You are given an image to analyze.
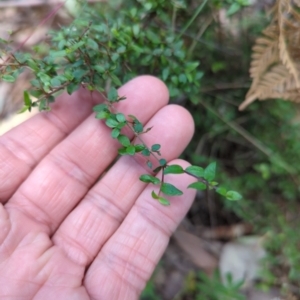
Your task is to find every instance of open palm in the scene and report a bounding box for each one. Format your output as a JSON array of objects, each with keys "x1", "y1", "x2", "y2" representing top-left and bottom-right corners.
[{"x1": 0, "y1": 76, "x2": 196, "y2": 299}]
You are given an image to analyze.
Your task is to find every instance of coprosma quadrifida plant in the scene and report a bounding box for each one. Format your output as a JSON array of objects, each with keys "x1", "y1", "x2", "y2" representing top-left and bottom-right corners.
[{"x1": 0, "y1": 0, "x2": 242, "y2": 206}]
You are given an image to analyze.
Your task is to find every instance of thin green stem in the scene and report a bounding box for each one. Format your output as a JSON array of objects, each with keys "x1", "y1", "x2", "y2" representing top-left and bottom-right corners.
[
  {"x1": 187, "y1": 15, "x2": 212, "y2": 57},
  {"x1": 158, "y1": 167, "x2": 166, "y2": 196},
  {"x1": 177, "y1": 0, "x2": 208, "y2": 40},
  {"x1": 126, "y1": 122, "x2": 162, "y2": 165},
  {"x1": 35, "y1": 83, "x2": 70, "y2": 103},
  {"x1": 184, "y1": 170, "x2": 216, "y2": 189},
  {"x1": 104, "y1": 96, "x2": 163, "y2": 167}
]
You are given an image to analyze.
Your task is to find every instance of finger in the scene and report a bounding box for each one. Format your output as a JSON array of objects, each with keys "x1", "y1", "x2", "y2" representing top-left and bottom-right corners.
[
  {"x1": 0, "y1": 87, "x2": 102, "y2": 202},
  {"x1": 52, "y1": 104, "x2": 194, "y2": 267},
  {"x1": 5, "y1": 76, "x2": 169, "y2": 234},
  {"x1": 85, "y1": 159, "x2": 196, "y2": 300}
]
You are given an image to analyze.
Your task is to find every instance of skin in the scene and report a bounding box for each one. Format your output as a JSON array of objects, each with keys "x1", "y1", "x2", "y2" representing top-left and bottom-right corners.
[{"x1": 0, "y1": 76, "x2": 196, "y2": 300}]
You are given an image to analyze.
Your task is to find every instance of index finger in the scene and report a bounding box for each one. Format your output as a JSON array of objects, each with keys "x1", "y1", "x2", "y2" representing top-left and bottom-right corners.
[{"x1": 0, "y1": 88, "x2": 102, "y2": 202}]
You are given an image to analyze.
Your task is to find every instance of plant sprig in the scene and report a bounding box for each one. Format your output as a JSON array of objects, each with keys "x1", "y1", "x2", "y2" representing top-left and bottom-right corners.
[
  {"x1": 93, "y1": 86, "x2": 242, "y2": 206},
  {"x1": 0, "y1": 1, "x2": 242, "y2": 206}
]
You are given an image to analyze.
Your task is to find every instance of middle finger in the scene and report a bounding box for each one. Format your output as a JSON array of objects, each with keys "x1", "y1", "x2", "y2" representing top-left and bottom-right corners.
[
  {"x1": 52, "y1": 104, "x2": 194, "y2": 266},
  {"x1": 5, "y1": 76, "x2": 168, "y2": 235}
]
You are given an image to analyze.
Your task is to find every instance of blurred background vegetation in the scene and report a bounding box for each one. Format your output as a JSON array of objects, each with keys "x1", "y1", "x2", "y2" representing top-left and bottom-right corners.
[{"x1": 1, "y1": 0, "x2": 300, "y2": 299}]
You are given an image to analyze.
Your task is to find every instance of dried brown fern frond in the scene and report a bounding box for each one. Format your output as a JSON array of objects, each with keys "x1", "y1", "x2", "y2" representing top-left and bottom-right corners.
[
  {"x1": 247, "y1": 24, "x2": 280, "y2": 96},
  {"x1": 240, "y1": 64, "x2": 300, "y2": 110},
  {"x1": 239, "y1": 0, "x2": 300, "y2": 110},
  {"x1": 278, "y1": 0, "x2": 300, "y2": 88}
]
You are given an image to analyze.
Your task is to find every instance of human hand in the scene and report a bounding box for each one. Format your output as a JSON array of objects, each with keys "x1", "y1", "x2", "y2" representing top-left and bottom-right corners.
[{"x1": 0, "y1": 76, "x2": 196, "y2": 299}]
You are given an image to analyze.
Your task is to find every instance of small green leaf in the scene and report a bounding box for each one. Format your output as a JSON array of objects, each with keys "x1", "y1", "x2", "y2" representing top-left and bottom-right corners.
[
  {"x1": 130, "y1": 7, "x2": 137, "y2": 17},
  {"x1": 147, "y1": 161, "x2": 153, "y2": 169},
  {"x1": 72, "y1": 69, "x2": 87, "y2": 80},
  {"x1": 158, "y1": 197, "x2": 170, "y2": 206},
  {"x1": 151, "y1": 190, "x2": 159, "y2": 199},
  {"x1": 151, "y1": 144, "x2": 161, "y2": 151},
  {"x1": 126, "y1": 145, "x2": 136, "y2": 155},
  {"x1": 179, "y1": 74, "x2": 187, "y2": 83},
  {"x1": 141, "y1": 149, "x2": 151, "y2": 156},
  {"x1": 128, "y1": 115, "x2": 137, "y2": 120},
  {"x1": 0, "y1": 37, "x2": 8, "y2": 44},
  {"x1": 57, "y1": 39, "x2": 66, "y2": 49},
  {"x1": 93, "y1": 24, "x2": 107, "y2": 33},
  {"x1": 160, "y1": 183, "x2": 183, "y2": 196},
  {"x1": 171, "y1": 75, "x2": 178, "y2": 85},
  {"x1": 93, "y1": 104, "x2": 108, "y2": 112},
  {"x1": 96, "y1": 111, "x2": 110, "y2": 120},
  {"x1": 135, "y1": 144, "x2": 145, "y2": 152},
  {"x1": 132, "y1": 24, "x2": 140, "y2": 37},
  {"x1": 164, "y1": 165, "x2": 184, "y2": 175},
  {"x1": 116, "y1": 122, "x2": 127, "y2": 130},
  {"x1": 117, "y1": 45, "x2": 126, "y2": 53},
  {"x1": 73, "y1": 61, "x2": 84, "y2": 69},
  {"x1": 118, "y1": 135, "x2": 131, "y2": 147},
  {"x1": 111, "y1": 128, "x2": 120, "y2": 139},
  {"x1": 133, "y1": 122, "x2": 143, "y2": 133},
  {"x1": 118, "y1": 147, "x2": 127, "y2": 155},
  {"x1": 50, "y1": 77, "x2": 61, "y2": 87},
  {"x1": 111, "y1": 53, "x2": 119, "y2": 62},
  {"x1": 226, "y1": 191, "x2": 242, "y2": 201},
  {"x1": 64, "y1": 70, "x2": 74, "y2": 81},
  {"x1": 68, "y1": 40, "x2": 85, "y2": 51},
  {"x1": 38, "y1": 99, "x2": 49, "y2": 111},
  {"x1": 153, "y1": 166, "x2": 162, "y2": 173},
  {"x1": 159, "y1": 159, "x2": 167, "y2": 166},
  {"x1": 140, "y1": 174, "x2": 161, "y2": 185},
  {"x1": 188, "y1": 182, "x2": 207, "y2": 191},
  {"x1": 67, "y1": 83, "x2": 80, "y2": 94},
  {"x1": 107, "y1": 87, "x2": 118, "y2": 102},
  {"x1": 162, "y1": 68, "x2": 169, "y2": 80},
  {"x1": 185, "y1": 166, "x2": 204, "y2": 178},
  {"x1": 185, "y1": 62, "x2": 199, "y2": 72},
  {"x1": 146, "y1": 30, "x2": 160, "y2": 44},
  {"x1": 105, "y1": 117, "x2": 119, "y2": 128},
  {"x1": 116, "y1": 113, "x2": 126, "y2": 123},
  {"x1": 47, "y1": 95, "x2": 55, "y2": 103},
  {"x1": 17, "y1": 106, "x2": 29, "y2": 114},
  {"x1": 216, "y1": 187, "x2": 227, "y2": 196},
  {"x1": 93, "y1": 65, "x2": 106, "y2": 73},
  {"x1": 204, "y1": 162, "x2": 216, "y2": 182},
  {"x1": 23, "y1": 91, "x2": 32, "y2": 107},
  {"x1": 87, "y1": 38, "x2": 99, "y2": 50},
  {"x1": 2, "y1": 74, "x2": 15, "y2": 83},
  {"x1": 227, "y1": 3, "x2": 241, "y2": 16},
  {"x1": 30, "y1": 79, "x2": 41, "y2": 88},
  {"x1": 110, "y1": 74, "x2": 122, "y2": 87},
  {"x1": 27, "y1": 59, "x2": 39, "y2": 71},
  {"x1": 50, "y1": 50, "x2": 67, "y2": 57},
  {"x1": 30, "y1": 90, "x2": 43, "y2": 98},
  {"x1": 151, "y1": 191, "x2": 170, "y2": 205}
]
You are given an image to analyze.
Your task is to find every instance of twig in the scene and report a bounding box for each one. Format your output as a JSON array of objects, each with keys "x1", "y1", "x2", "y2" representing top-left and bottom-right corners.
[
  {"x1": 188, "y1": 15, "x2": 213, "y2": 57},
  {"x1": 201, "y1": 83, "x2": 250, "y2": 93},
  {"x1": 177, "y1": 0, "x2": 209, "y2": 40}
]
